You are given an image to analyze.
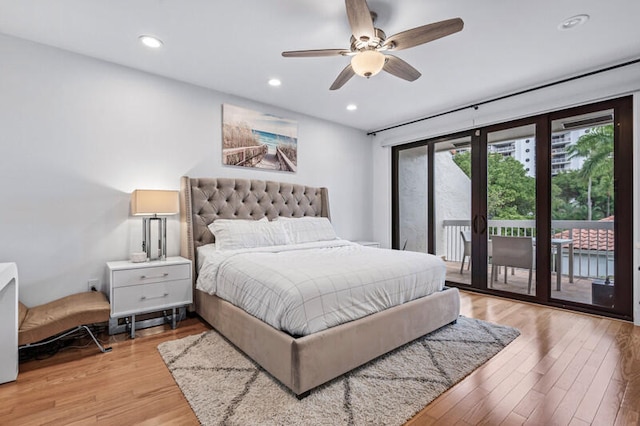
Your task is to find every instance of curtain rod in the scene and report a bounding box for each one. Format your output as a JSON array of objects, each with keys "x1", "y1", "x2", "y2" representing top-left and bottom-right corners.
[{"x1": 367, "y1": 57, "x2": 640, "y2": 136}]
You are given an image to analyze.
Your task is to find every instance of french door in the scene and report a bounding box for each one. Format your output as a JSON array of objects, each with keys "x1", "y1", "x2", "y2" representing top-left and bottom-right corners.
[{"x1": 392, "y1": 96, "x2": 633, "y2": 320}]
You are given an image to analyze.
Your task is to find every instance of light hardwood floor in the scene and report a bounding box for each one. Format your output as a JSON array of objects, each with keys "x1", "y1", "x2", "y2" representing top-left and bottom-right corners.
[{"x1": 1, "y1": 291, "x2": 638, "y2": 425}]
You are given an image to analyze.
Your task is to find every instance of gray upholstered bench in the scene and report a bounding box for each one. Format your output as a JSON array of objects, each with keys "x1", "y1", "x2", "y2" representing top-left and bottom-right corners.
[{"x1": 18, "y1": 291, "x2": 112, "y2": 353}]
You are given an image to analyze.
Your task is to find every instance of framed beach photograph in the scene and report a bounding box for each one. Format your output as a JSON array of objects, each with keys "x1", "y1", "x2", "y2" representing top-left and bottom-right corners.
[{"x1": 222, "y1": 104, "x2": 298, "y2": 173}]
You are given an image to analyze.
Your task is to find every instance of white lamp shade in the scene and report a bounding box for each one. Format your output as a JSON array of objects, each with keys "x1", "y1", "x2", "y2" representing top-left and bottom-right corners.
[
  {"x1": 351, "y1": 50, "x2": 386, "y2": 78},
  {"x1": 131, "y1": 190, "x2": 179, "y2": 216}
]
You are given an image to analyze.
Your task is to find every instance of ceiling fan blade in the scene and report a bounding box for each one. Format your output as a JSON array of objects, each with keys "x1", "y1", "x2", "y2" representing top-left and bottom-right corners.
[
  {"x1": 383, "y1": 18, "x2": 464, "y2": 51},
  {"x1": 345, "y1": 0, "x2": 375, "y2": 42},
  {"x1": 382, "y1": 55, "x2": 421, "y2": 82},
  {"x1": 329, "y1": 64, "x2": 355, "y2": 90},
  {"x1": 282, "y1": 49, "x2": 350, "y2": 58}
]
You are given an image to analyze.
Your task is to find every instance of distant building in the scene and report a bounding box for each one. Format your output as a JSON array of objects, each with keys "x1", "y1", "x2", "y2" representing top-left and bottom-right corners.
[{"x1": 485, "y1": 129, "x2": 589, "y2": 177}]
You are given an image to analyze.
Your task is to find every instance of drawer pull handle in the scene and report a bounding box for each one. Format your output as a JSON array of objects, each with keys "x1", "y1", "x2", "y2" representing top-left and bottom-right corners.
[
  {"x1": 140, "y1": 273, "x2": 169, "y2": 280},
  {"x1": 140, "y1": 293, "x2": 169, "y2": 301}
]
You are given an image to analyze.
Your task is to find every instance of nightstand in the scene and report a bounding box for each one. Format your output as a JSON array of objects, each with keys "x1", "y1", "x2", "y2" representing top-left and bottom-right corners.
[{"x1": 107, "y1": 256, "x2": 192, "y2": 338}]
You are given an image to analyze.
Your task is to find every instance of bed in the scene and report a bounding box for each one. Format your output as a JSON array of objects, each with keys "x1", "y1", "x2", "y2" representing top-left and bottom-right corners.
[{"x1": 179, "y1": 176, "x2": 460, "y2": 398}]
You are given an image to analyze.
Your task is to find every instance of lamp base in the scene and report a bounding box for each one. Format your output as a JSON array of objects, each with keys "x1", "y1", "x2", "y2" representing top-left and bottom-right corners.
[{"x1": 142, "y1": 216, "x2": 167, "y2": 261}]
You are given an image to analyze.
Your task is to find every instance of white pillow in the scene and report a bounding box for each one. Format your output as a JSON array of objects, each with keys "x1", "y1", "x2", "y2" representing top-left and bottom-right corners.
[
  {"x1": 277, "y1": 216, "x2": 338, "y2": 244},
  {"x1": 208, "y1": 218, "x2": 289, "y2": 250}
]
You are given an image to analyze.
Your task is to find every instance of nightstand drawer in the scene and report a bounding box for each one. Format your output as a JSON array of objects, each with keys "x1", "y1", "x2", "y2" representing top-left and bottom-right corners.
[
  {"x1": 111, "y1": 263, "x2": 190, "y2": 288},
  {"x1": 111, "y1": 279, "x2": 192, "y2": 316}
]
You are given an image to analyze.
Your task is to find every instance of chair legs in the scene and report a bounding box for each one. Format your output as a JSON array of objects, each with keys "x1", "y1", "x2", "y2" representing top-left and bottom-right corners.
[
  {"x1": 491, "y1": 264, "x2": 534, "y2": 294},
  {"x1": 19, "y1": 325, "x2": 112, "y2": 353},
  {"x1": 460, "y1": 256, "x2": 471, "y2": 274},
  {"x1": 489, "y1": 264, "x2": 494, "y2": 288}
]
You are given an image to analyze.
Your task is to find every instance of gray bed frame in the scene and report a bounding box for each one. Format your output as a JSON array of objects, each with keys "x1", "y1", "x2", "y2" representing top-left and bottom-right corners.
[{"x1": 179, "y1": 176, "x2": 460, "y2": 397}]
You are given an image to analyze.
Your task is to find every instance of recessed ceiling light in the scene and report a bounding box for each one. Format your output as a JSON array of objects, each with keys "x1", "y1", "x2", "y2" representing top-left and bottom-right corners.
[
  {"x1": 139, "y1": 35, "x2": 163, "y2": 48},
  {"x1": 268, "y1": 78, "x2": 282, "y2": 87},
  {"x1": 558, "y1": 14, "x2": 589, "y2": 31},
  {"x1": 346, "y1": 104, "x2": 357, "y2": 111}
]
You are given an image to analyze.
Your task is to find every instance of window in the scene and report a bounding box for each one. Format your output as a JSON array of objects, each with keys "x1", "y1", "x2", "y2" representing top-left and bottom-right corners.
[{"x1": 392, "y1": 95, "x2": 633, "y2": 321}]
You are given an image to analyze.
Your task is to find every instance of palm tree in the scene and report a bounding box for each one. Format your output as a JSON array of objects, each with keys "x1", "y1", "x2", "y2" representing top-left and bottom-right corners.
[{"x1": 566, "y1": 124, "x2": 614, "y2": 220}]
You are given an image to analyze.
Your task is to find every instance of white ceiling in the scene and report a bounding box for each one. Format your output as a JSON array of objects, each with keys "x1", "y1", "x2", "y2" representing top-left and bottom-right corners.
[{"x1": 1, "y1": 0, "x2": 639, "y2": 132}]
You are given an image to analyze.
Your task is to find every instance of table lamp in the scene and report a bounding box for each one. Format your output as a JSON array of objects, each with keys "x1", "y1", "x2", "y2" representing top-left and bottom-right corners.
[{"x1": 131, "y1": 189, "x2": 179, "y2": 261}]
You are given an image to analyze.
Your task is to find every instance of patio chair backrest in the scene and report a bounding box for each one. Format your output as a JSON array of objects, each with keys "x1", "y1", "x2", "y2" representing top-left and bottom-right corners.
[{"x1": 491, "y1": 235, "x2": 533, "y2": 270}]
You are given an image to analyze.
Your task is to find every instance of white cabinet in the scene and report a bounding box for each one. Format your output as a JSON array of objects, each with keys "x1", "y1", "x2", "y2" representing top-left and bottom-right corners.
[
  {"x1": 0, "y1": 263, "x2": 18, "y2": 384},
  {"x1": 107, "y1": 257, "x2": 192, "y2": 338}
]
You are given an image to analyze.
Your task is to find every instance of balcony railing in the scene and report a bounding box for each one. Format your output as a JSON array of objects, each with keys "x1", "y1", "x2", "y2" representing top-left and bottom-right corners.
[
  {"x1": 442, "y1": 219, "x2": 614, "y2": 279},
  {"x1": 551, "y1": 134, "x2": 571, "y2": 144}
]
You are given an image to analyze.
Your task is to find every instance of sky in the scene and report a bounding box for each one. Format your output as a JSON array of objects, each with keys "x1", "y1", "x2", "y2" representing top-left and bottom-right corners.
[{"x1": 223, "y1": 104, "x2": 297, "y2": 139}]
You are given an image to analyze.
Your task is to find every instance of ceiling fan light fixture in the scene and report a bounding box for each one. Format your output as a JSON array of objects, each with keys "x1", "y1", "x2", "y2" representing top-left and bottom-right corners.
[{"x1": 351, "y1": 50, "x2": 385, "y2": 78}]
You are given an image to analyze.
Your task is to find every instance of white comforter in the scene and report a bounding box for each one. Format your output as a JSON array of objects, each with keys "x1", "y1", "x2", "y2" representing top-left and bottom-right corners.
[{"x1": 196, "y1": 240, "x2": 446, "y2": 336}]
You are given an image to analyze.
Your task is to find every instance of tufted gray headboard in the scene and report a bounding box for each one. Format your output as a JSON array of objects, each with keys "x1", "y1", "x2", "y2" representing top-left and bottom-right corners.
[{"x1": 179, "y1": 176, "x2": 330, "y2": 283}]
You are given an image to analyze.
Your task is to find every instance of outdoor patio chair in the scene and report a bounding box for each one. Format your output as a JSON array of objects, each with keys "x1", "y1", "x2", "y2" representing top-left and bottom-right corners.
[
  {"x1": 460, "y1": 230, "x2": 493, "y2": 274},
  {"x1": 490, "y1": 235, "x2": 534, "y2": 294},
  {"x1": 460, "y1": 230, "x2": 472, "y2": 274}
]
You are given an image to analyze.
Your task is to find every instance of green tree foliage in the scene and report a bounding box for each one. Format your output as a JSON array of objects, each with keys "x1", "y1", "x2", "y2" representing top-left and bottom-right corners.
[
  {"x1": 452, "y1": 151, "x2": 536, "y2": 220},
  {"x1": 487, "y1": 154, "x2": 536, "y2": 220},
  {"x1": 451, "y1": 124, "x2": 614, "y2": 222},
  {"x1": 561, "y1": 124, "x2": 614, "y2": 220},
  {"x1": 551, "y1": 170, "x2": 588, "y2": 220}
]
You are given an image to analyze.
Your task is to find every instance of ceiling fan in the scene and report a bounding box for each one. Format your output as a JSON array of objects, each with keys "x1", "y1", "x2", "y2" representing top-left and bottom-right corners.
[{"x1": 282, "y1": 0, "x2": 464, "y2": 90}]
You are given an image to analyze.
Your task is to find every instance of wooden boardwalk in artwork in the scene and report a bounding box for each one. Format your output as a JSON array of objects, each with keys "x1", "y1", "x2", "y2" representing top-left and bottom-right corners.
[{"x1": 255, "y1": 152, "x2": 279, "y2": 169}]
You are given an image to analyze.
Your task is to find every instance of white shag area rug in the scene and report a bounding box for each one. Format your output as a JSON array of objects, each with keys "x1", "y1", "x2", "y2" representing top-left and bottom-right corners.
[{"x1": 158, "y1": 316, "x2": 519, "y2": 426}]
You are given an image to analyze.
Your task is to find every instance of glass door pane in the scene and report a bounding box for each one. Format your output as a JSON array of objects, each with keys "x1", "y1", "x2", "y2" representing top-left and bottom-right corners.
[
  {"x1": 486, "y1": 124, "x2": 537, "y2": 296},
  {"x1": 397, "y1": 145, "x2": 428, "y2": 252},
  {"x1": 434, "y1": 136, "x2": 472, "y2": 286},
  {"x1": 550, "y1": 110, "x2": 614, "y2": 307}
]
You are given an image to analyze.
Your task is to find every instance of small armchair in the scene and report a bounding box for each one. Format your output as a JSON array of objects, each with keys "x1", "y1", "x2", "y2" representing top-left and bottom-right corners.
[{"x1": 490, "y1": 235, "x2": 534, "y2": 294}]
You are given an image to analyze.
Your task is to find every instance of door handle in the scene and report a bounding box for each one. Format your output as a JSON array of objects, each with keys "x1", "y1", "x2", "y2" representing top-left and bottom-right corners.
[
  {"x1": 479, "y1": 216, "x2": 487, "y2": 234},
  {"x1": 473, "y1": 215, "x2": 479, "y2": 233}
]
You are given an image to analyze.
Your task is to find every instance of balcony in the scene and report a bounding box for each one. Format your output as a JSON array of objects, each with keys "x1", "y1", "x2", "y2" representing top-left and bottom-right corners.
[{"x1": 441, "y1": 219, "x2": 614, "y2": 305}]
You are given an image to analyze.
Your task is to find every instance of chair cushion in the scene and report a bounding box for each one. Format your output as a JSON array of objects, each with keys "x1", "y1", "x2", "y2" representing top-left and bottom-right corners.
[
  {"x1": 18, "y1": 301, "x2": 28, "y2": 329},
  {"x1": 19, "y1": 291, "x2": 110, "y2": 346}
]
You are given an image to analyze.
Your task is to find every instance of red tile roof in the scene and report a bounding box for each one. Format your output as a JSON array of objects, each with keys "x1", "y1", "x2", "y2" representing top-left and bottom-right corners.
[{"x1": 554, "y1": 216, "x2": 614, "y2": 251}]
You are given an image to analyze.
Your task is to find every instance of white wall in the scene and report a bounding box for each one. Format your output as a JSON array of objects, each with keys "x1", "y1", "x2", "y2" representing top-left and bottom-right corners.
[
  {"x1": 397, "y1": 146, "x2": 428, "y2": 252},
  {"x1": 371, "y1": 64, "x2": 640, "y2": 325},
  {"x1": 0, "y1": 34, "x2": 373, "y2": 306},
  {"x1": 434, "y1": 152, "x2": 472, "y2": 259}
]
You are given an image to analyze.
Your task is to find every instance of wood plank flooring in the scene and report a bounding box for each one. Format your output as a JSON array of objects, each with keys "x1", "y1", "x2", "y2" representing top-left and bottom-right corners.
[
  {"x1": 408, "y1": 292, "x2": 640, "y2": 425},
  {"x1": 1, "y1": 291, "x2": 638, "y2": 425}
]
